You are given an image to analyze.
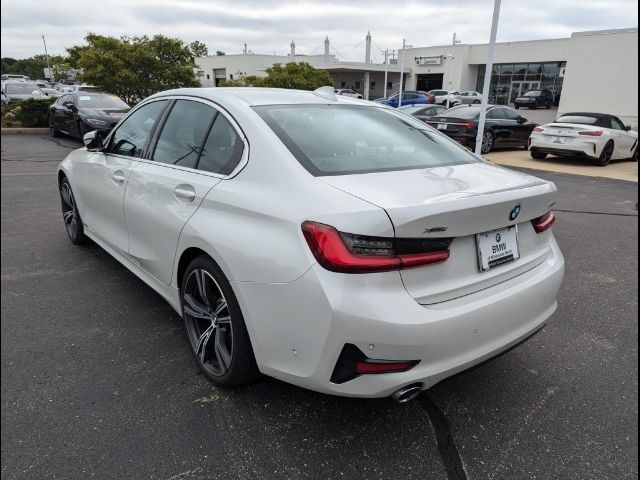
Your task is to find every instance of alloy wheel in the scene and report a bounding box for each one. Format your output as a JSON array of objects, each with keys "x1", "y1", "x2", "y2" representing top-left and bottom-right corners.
[
  {"x1": 60, "y1": 182, "x2": 78, "y2": 239},
  {"x1": 481, "y1": 132, "x2": 494, "y2": 154},
  {"x1": 183, "y1": 269, "x2": 233, "y2": 377}
]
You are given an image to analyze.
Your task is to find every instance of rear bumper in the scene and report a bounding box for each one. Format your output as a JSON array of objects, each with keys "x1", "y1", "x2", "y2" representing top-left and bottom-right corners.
[
  {"x1": 530, "y1": 135, "x2": 602, "y2": 158},
  {"x1": 235, "y1": 236, "x2": 565, "y2": 398}
]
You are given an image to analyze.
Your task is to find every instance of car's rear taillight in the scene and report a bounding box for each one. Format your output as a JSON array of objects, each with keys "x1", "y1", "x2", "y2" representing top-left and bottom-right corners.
[
  {"x1": 463, "y1": 121, "x2": 474, "y2": 129},
  {"x1": 533, "y1": 127, "x2": 545, "y2": 132},
  {"x1": 578, "y1": 130, "x2": 604, "y2": 136},
  {"x1": 532, "y1": 211, "x2": 556, "y2": 233},
  {"x1": 301, "y1": 221, "x2": 452, "y2": 273}
]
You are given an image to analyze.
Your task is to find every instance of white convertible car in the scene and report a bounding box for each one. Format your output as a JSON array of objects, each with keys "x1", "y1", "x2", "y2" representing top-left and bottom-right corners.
[
  {"x1": 57, "y1": 87, "x2": 565, "y2": 402},
  {"x1": 529, "y1": 112, "x2": 638, "y2": 166}
]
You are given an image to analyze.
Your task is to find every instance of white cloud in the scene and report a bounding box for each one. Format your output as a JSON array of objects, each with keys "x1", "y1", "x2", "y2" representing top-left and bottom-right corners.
[{"x1": 0, "y1": 0, "x2": 637, "y2": 59}]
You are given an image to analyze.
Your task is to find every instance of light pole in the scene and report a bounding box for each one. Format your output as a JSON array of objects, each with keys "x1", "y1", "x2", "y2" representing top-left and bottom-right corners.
[
  {"x1": 446, "y1": 33, "x2": 462, "y2": 109},
  {"x1": 398, "y1": 40, "x2": 412, "y2": 107},
  {"x1": 42, "y1": 34, "x2": 52, "y2": 81},
  {"x1": 384, "y1": 49, "x2": 389, "y2": 99},
  {"x1": 475, "y1": 0, "x2": 502, "y2": 155}
]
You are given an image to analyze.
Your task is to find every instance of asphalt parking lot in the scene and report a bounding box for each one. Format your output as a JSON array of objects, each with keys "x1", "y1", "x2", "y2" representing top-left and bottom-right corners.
[{"x1": 1, "y1": 134, "x2": 638, "y2": 480}]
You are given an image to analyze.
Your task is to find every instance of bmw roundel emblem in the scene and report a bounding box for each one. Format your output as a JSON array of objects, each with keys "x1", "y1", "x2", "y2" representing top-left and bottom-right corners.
[
  {"x1": 509, "y1": 204, "x2": 521, "y2": 221},
  {"x1": 496, "y1": 233, "x2": 502, "y2": 242}
]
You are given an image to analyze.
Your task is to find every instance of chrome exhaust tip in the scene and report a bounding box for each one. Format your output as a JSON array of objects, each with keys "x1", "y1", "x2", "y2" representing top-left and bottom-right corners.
[{"x1": 391, "y1": 384, "x2": 423, "y2": 404}]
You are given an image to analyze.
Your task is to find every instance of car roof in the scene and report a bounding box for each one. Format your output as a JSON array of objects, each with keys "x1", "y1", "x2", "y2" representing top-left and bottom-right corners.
[
  {"x1": 147, "y1": 87, "x2": 376, "y2": 107},
  {"x1": 560, "y1": 112, "x2": 618, "y2": 120}
]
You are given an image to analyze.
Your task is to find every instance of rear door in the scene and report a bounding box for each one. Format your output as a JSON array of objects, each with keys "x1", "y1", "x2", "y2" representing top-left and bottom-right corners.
[
  {"x1": 124, "y1": 98, "x2": 246, "y2": 285},
  {"x1": 72, "y1": 99, "x2": 169, "y2": 253}
]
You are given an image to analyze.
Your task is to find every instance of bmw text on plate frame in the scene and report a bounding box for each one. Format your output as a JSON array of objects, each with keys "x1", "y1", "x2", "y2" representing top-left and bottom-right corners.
[{"x1": 56, "y1": 87, "x2": 565, "y2": 401}]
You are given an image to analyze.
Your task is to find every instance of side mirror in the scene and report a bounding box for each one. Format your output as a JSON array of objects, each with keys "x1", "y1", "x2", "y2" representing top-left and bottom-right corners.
[
  {"x1": 83, "y1": 130, "x2": 103, "y2": 151},
  {"x1": 517, "y1": 116, "x2": 527, "y2": 124},
  {"x1": 626, "y1": 125, "x2": 632, "y2": 131},
  {"x1": 63, "y1": 101, "x2": 76, "y2": 111}
]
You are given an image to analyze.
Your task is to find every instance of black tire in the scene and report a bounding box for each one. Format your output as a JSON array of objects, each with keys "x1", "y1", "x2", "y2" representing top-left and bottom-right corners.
[
  {"x1": 181, "y1": 255, "x2": 259, "y2": 387},
  {"x1": 595, "y1": 141, "x2": 614, "y2": 166},
  {"x1": 531, "y1": 150, "x2": 548, "y2": 160},
  {"x1": 77, "y1": 121, "x2": 89, "y2": 140},
  {"x1": 59, "y1": 176, "x2": 88, "y2": 245},
  {"x1": 49, "y1": 116, "x2": 62, "y2": 137},
  {"x1": 514, "y1": 105, "x2": 520, "y2": 110},
  {"x1": 632, "y1": 147, "x2": 638, "y2": 162},
  {"x1": 473, "y1": 100, "x2": 481, "y2": 104},
  {"x1": 481, "y1": 130, "x2": 495, "y2": 154}
]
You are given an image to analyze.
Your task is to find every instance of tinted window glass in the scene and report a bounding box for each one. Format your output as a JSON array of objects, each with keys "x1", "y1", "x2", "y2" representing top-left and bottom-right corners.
[
  {"x1": 610, "y1": 118, "x2": 625, "y2": 130},
  {"x1": 446, "y1": 106, "x2": 480, "y2": 119},
  {"x1": 487, "y1": 108, "x2": 506, "y2": 120},
  {"x1": 6, "y1": 83, "x2": 41, "y2": 94},
  {"x1": 197, "y1": 114, "x2": 244, "y2": 175},
  {"x1": 557, "y1": 115, "x2": 598, "y2": 125},
  {"x1": 75, "y1": 94, "x2": 129, "y2": 109},
  {"x1": 524, "y1": 91, "x2": 542, "y2": 97},
  {"x1": 503, "y1": 108, "x2": 521, "y2": 120},
  {"x1": 255, "y1": 104, "x2": 477, "y2": 176},
  {"x1": 153, "y1": 100, "x2": 217, "y2": 168},
  {"x1": 108, "y1": 100, "x2": 167, "y2": 158}
]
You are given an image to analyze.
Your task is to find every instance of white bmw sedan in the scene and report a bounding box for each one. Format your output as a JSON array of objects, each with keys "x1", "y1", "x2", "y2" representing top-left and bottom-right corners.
[
  {"x1": 58, "y1": 87, "x2": 565, "y2": 402},
  {"x1": 529, "y1": 112, "x2": 638, "y2": 166}
]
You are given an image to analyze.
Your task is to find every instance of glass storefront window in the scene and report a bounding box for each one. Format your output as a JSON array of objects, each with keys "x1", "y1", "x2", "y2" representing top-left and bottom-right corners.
[{"x1": 477, "y1": 61, "x2": 565, "y2": 106}]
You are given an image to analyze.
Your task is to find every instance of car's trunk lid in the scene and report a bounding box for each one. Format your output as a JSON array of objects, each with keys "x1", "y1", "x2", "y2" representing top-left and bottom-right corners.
[{"x1": 320, "y1": 162, "x2": 557, "y2": 304}]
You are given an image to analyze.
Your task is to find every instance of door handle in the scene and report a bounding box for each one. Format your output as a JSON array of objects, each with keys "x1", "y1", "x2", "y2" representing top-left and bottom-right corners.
[
  {"x1": 111, "y1": 170, "x2": 126, "y2": 185},
  {"x1": 174, "y1": 185, "x2": 196, "y2": 202}
]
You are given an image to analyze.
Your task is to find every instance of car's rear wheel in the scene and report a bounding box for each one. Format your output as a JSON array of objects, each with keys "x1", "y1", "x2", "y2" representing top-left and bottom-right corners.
[
  {"x1": 514, "y1": 105, "x2": 520, "y2": 109},
  {"x1": 631, "y1": 146, "x2": 638, "y2": 162},
  {"x1": 181, "y1": 255, "x2": 259, "y2": 387},
  {"x1": 59, "y1": 176, "x2": 88, "y2": 244},
  {"x1": 596, "y1": 141, "x2": 614, "y2": 166},
  {"x1": 473, "y1": 100, "x2": 481, "y2": 104},
  {"x1": 531, "y1": 150, "x2": 548, "y2": 160},
  {"x1": 49, "y1": 117, "x2": 61, "y2": 137},
  {"x1": 481, "y1": 131, "x2": 494, "y2": 154}
]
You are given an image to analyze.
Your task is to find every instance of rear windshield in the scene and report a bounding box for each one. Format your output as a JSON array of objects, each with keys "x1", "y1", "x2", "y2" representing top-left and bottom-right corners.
[
  {"x1": 557, "y1": 115, "x2": 598, "y2": 125},
  {"x1": 254, "y1": 104, "x2": 478, "y2": 176},
  {"x1": 524, "y1": 91, "x2": 542, "y2": 97},
  {"x1": 5, "y1": 83, "x2": 41, "y2": 94},
  {"x1": 444, "y1": 106, "x2": 480, "y2": 119},
  {"x1": 76, "y1": 94, "x2": 129, "y2": 109}
]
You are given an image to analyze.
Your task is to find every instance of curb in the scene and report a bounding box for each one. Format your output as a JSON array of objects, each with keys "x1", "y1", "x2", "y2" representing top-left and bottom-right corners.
[{"x1": 1, "y1": 128, "x2": 50, "y2": 135}]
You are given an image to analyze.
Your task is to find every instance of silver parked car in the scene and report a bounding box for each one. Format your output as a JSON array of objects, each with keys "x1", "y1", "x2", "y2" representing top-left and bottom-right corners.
[
  {"x1": 1, "y1": 81, "x2": 46, "y2": 105},
  {"x1": 459, "y1": 91, "x2": 483, "y2": 104}
]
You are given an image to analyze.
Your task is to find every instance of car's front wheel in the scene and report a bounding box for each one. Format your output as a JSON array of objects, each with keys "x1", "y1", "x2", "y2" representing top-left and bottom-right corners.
[
  {"x1": 59, "y1": 176, "x2": 88, "y2": 244},
  {"x1": 531, "y1": 150, "x2": 548, "y2": 160},
  {"x1": 49, "y1": 116, "x2": 61, "y2": 137},
  {"x1": 181, "y1": 255, "x2": 259, "y2": 387}
]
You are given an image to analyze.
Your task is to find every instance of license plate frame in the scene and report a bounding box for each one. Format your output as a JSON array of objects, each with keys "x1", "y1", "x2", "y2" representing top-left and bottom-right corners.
[
  {"x1": 476, "y1": 226, "x2": 520, "y2": 272},
  {"x1": 438, "y1": 123, "x2": 448, "y2": 131},
  {"x1": 551, "y1": 136, "x2": 566, "y2": 144}
]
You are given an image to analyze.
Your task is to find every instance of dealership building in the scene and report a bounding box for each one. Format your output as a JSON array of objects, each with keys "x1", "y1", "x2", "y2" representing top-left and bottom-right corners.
[{"x1": 195, "y1": 27, "x2": 638, "y2": 127}]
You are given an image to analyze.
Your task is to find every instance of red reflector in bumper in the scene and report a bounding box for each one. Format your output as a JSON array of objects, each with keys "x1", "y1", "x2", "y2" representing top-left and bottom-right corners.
[{"x1": 355, "y1": 361, "x2": 417, "y2": 374}]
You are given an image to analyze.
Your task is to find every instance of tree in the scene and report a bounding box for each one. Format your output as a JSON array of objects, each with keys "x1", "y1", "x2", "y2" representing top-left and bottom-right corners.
[
  {"x1": 258, "y1": 62, "x2": 333, "y2": 90},
  {"x1": 70, "y1": 33, "x2": 200, "y2": 104},
  {"x1": 189, "y1": 40, "x2": 209, "y2": 58},
  {"x1": 215, "y1": 50, "x2": 226, "y2": 56}
]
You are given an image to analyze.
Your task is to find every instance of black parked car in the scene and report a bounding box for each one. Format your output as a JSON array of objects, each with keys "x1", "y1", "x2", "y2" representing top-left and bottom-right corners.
[
  {"x1": 425, "y1": 105, "x2": 538, "y2": 154},
  {"x1": 514, "y1": 89, "x2": 553, "y2": 110},
  {"x1": 49, "y1": 92, "x2": 131, "y2": 139}
]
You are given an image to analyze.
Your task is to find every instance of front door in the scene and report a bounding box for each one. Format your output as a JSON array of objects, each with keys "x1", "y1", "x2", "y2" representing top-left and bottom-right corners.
[{"x1": 72, "y1": 100, "x2": 169, "y2": 252}]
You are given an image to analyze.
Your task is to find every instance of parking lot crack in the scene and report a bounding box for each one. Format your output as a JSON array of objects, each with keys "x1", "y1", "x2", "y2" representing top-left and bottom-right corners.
[{"x1": 418, "y1": 393, "x2": 468, "y2": 480}]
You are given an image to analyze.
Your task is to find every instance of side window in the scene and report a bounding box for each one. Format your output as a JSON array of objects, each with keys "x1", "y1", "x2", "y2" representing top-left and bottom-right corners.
[
  {"x1": 152, "y1": 100, "x2": 217, "y2": 168},
  {"x1": 197, "y1": 114, "x2": 244, "y2": 175},
  {"x1": 610, "y1": 118, "x2": 625, "y2": 130},
  {"x1": 503, "y1": 108, "x2": 521, "y2": 120},
  {"x1": 107, "y1": 100, "x2": 167, "y2": 158},
  {"x1": 487, "y1": 108, "x2": 505, "y2": 120}
]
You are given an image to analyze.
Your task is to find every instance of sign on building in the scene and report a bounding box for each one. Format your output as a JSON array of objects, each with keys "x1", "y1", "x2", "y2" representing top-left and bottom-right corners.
[{"x1": 415, "y1": 56, "x2": 443, "y2": 66}]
